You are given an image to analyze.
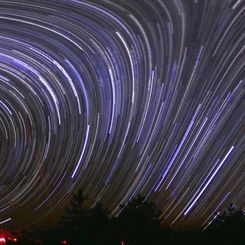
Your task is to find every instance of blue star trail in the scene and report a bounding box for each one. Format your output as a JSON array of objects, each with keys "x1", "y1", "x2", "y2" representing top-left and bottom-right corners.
[{"x1": 0, "y1": 0, "x2": 244, "y2": 229}]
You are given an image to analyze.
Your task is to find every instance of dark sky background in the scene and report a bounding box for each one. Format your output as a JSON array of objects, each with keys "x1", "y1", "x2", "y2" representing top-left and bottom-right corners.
[{"x1": 0, "y1": 0, "x2": 244, "y2": 229}]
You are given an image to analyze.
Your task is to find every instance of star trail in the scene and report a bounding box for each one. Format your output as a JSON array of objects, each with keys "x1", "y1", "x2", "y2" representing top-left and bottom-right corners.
[{"x1": 0, "y1": 0, "x2": 244, "y2": 229}]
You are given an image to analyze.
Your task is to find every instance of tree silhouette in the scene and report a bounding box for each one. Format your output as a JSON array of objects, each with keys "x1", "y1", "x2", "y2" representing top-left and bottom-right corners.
[
  {"x1": 84, "y1": 203, "x2": 112, "y2": 245},
  {"x1": 57, "y1": 190, "x2": 115, "y2": 245},
  {"x1": 115, "y1": 195, "x2": 162, "y2": 245},
  {"x1": 205, "y1": 203, "x2": 245, "y2": 245},
  {"x1": 58, "y1": 189, "x2": 89, "y2": 244}
]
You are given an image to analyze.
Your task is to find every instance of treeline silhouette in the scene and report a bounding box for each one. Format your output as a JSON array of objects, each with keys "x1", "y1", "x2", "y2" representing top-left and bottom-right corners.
[{"x1": 18, "y1": 190, "x2": 244, "y2": 245}]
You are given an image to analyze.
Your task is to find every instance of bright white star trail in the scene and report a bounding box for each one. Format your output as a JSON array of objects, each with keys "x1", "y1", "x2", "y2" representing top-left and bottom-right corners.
[{"x1": 0, "y1": 0, "x2": 244, "y2": 229}]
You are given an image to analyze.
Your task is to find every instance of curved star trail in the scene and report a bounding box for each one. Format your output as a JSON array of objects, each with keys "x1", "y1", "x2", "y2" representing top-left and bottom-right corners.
[{"x1": 0, "y1": 0, "x2": 244, "y2": 229}]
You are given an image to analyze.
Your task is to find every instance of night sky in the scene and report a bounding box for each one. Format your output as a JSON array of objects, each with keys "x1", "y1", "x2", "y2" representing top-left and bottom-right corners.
[{"x1": 0, "y1": 0, "x2": 244, "y2": 229}]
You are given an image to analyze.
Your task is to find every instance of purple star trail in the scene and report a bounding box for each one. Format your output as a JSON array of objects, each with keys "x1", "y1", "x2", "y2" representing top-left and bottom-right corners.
[{"x1": 0, "y1": 0, "x2": 244, "y2": 229}]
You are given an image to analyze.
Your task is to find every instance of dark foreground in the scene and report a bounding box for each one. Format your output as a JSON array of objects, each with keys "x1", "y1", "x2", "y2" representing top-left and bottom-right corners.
[{"x1": 1, "y1": 194, "x2": 244, "y2": 245}]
